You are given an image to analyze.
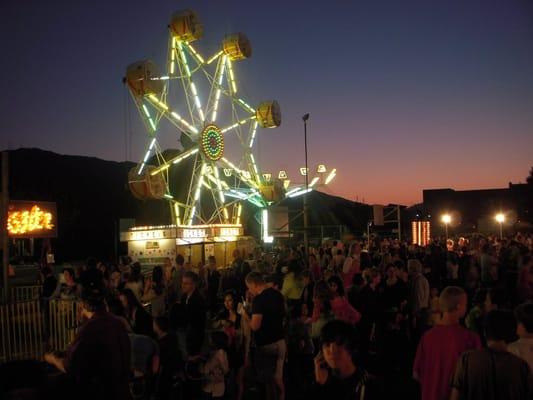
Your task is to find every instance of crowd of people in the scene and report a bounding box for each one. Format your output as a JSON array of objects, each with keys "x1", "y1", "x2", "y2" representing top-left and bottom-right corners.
[{"x1": 1, "y1": 233, "x2": 533, "y2": 400}]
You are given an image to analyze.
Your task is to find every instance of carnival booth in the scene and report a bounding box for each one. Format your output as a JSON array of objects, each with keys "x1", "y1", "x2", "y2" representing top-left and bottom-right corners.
[{"x1": 121, "y1": 224, "x2": 255, "y2": 267}]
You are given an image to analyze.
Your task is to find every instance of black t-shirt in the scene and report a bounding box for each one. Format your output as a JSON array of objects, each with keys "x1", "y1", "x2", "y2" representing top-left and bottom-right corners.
[
  {"x1": 381, "y1": 280, "x2": 408, "y2": 311},
  {"x1": 251, "y1": 288, "x2": 285, "y2": 346},
  {"x1": 42, "y1": 275, "x2": 58, "y2": 298},
  {"x1": 311, "y1": 369, "x2": 381, "y2": 400}
]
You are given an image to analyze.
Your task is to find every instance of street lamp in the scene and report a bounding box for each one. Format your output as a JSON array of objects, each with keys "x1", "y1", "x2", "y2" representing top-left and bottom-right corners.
[
  {"x1": 441, "y1": 214, "x2": 451, "y2": 240},
  {"x1": 302, "y1": 113, "x2": 310, "y2": 262},
  {"x1": 495, "y1": 213, "x2": 505, "y2": 239}
]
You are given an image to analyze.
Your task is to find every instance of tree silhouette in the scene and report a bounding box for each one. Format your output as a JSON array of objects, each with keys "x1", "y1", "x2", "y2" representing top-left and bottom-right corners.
[{"x1": 528, "y1": 166, "x2": 533, "y2": 185}]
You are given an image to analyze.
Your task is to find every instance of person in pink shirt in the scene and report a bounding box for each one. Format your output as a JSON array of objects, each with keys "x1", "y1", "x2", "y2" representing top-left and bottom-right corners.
[
  {"x1": 310, "y1": 276, "x2": 361, "y2": 326},
  {"x1": 413, "y1": 286, "x2": 481, "y2": 400},
  {"x1": 328, "y1": 275, "x2": 361, "y2": 325}
]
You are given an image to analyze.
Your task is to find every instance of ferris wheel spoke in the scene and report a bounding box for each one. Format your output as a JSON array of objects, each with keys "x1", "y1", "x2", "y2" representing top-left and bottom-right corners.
[
  {"x1": 248, "y1": 120, "x2": 259, "y2": 148},
  {"x1": 207, "y1": 55, "x2": 227, "y2": 123},
  {"x1": 228, "y1": 103, "x2": 250, "y2": 150},
  {"x1": 206, "y1": 50, "x2": 224, "y2": 65},
  {"x1": 212, "y1": 165, "x2": 230, "y2": 222},
  {"x1": 176, "y1": 40, "x2": 205, "y2": 123},
  {"x1": 131, "y1": 95, "x2": 158, "y2": 133},
  {"x1": 150, "y1": 147, "x2": 199, "y2": 176},
  {"x1": 132, "y1": 97, "x2": 159, "y2": 175},
  {"x1": 187, "y1": 162, "x2": 207, "y2": 225},
  {"x1": 182, "y1": 42, "x2": 205, "y2": 64},
  {"x1": 248, "y1": 153, "x2": 260, "y2": 182},
  {"x1": 145, "y1": 94, "x2": 198, "y2": 135},
  {"x1": 205, "y1": 164, "x2": 226, "y2": 224},
  {"x1": 170, "y1": 37, "x2": 197, "y2": 125},
  {"x1": 169, "y1": 37, "x2": 177, "y2": 76},
  {"x1": 220, "y1": 115, "x2": 257, "y2": 134},
  {"x1": 225, "y1": 58, "x2": 237, "y2": 94},
  {"x1": 235, "y1": 98, "x2": 256, "y2": 115}
]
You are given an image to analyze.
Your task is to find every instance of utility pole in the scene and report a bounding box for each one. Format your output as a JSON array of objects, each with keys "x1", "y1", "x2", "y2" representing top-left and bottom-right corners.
[
  {"x1": 397, "y1": 205, "x2": 401, "y2": 241},
  {"x1": 302, "y1": 113, "x2": 310, "y2": 262},
  {"x1": 1, "y1": 151, "x2": 9, "y2": 303}
]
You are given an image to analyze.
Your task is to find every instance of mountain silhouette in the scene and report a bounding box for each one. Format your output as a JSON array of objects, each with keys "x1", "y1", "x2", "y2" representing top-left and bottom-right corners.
[{"x1": 3, "y1": 148, "x2": 374, "y2": 262}]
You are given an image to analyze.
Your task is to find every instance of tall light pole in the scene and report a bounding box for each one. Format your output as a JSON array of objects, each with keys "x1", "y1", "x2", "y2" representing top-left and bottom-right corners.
[
  {"x1": 1, "y1": 152, "x2": 9, "y2": 304},
  {"x1": 302, "y1": 113, "x2": 310, "y2": 262},
  {"x1": 495, "y1": 213, "x2": 505, "y2": 240},
  {"x1": 441, "y1": 214, "x2": 451, "y2": 241}
]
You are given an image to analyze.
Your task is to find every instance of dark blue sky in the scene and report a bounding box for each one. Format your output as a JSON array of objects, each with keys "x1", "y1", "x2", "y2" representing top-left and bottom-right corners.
[{"x1": 2, "y1": 0, "x2": 532, "y2": 204}]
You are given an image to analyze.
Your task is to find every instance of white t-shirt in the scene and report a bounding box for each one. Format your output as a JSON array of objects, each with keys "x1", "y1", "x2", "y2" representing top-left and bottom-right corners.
[
  {"x1": 202, "y1": 349, "x2": 229, "y2": 397},
  {"x1": 508, "y1": 337, "x2": 533, "y2": 372},
  {"x1": 342, "y1": 254, "x2": 360, "y2": 274}
]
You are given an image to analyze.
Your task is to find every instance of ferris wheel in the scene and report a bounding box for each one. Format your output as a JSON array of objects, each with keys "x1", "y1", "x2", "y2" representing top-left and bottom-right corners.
[{"x1": 125, "y1": 10, "x2": 282, "y2": 227}]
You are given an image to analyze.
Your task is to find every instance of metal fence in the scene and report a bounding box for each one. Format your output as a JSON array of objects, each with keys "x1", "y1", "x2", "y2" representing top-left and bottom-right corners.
[
  {"x1": 1, "y1": 285, "x2": 43, "y2": 304},
  {"x1": 0, "y1": 298, "x2": 80, "y2": 363},
  {"x1": 0, "y1": 300, "x2": 44, "y2": 363},
  {"x1": 48, "y1": 299, "x2": 80, "y2": 352},
  {"x1": 286, "y1": 224, "x2": 351, "y2": 245}
]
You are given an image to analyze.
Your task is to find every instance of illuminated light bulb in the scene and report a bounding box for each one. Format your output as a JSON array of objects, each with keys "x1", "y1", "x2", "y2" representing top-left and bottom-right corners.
[
  {"x1": 441, "y1": 214, "x2": 451, "y2": 224},
  {"x1": 325, "y1": 168, "x2": 336, "y2": 184}
]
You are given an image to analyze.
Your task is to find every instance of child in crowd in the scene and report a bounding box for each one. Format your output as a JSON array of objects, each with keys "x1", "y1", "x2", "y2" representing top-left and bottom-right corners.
[{"x1": 201, "y1": 331, "x2": 229, "y2": 399}]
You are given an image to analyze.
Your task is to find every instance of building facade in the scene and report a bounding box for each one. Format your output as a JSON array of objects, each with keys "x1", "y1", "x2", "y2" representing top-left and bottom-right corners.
[{"x1": 422, "y1": 183, "x2": 531, "y2": 236}]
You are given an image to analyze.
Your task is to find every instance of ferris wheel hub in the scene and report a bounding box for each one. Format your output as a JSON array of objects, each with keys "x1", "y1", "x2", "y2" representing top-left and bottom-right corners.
[{"x1": 200, "y1": 124, "x2": 224, "y2": 161}]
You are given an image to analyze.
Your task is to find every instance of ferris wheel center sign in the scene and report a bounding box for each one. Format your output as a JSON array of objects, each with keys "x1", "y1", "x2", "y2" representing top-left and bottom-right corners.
[{"x1": 201, "y1": 124, "x2": 224, "y2": 161}]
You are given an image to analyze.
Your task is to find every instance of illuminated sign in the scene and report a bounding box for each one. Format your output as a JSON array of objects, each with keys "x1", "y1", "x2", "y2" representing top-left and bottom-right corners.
[
  {"x1": 218, "y1": 227, "x2": 241, "y2": 237},
  {"x1": 122, "y1": 224, "x2": 243, "y2": 244},
  {"x1": 7, "y1": 201, "x2": 57, "y2": 238},
  {"x1": 182, "y1": 228, "x2": 207, "y2": 239},
  {"x1": 412, "y1": 221, "x2": 431, "y2": 246},
  {"x1": 145, "y1": 241, "x2": 160, "y2": 249},
  {"x1": 131, "y1": 230, "x2": 165, "y2": 240},
  {"x1": 124, "y1": 227, "x2": 176, "y2": 241}
]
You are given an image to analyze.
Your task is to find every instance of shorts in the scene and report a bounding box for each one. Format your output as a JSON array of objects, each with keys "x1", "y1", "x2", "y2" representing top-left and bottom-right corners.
[{"x1": 254, "y1": 339, "x2": 286, "y2": 383}]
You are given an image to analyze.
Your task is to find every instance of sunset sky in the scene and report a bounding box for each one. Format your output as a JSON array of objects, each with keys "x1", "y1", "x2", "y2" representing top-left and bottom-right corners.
[{"x1": 2, "y1": 0, "x2": 532, "y2": 205}]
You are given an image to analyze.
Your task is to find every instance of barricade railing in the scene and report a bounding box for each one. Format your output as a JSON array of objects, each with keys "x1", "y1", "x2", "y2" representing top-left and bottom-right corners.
[
  {"x1": 0, "y1": 298, "x2": 81, "y2": 363},
  {"x1": 0, "y1": 285, "x2": 43, "y2": 304},
  {"x1": 12, "y1": 285, "x2": 42, "y2": 302},
  {"x1": 0, "y1": 300, "x2": 44, "y2": 363},
  {"x1": 48, "y1": 299, "x2": 81, "y2": 352}
]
